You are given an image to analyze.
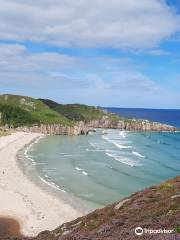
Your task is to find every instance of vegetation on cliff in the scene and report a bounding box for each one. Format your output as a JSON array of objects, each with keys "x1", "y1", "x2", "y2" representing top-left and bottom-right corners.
[
  {"x1": 0, "y1": 94, "x2": 177, "y2": 132},
  {"x1": 0, "y1": 103, "x2": 39, "y2": 127},
  {"x1": 0, "y1": 94, "x2": 72, "y2": 127},
  {"x1": 39, "y1": 99, "x2": 107, "y2": 123},
  {"x1": 2, "y1": 176, "x2": 180, "y2": 240},
  {"x1": 0, "y1": 94, "x2": 116, "y2": 128}
]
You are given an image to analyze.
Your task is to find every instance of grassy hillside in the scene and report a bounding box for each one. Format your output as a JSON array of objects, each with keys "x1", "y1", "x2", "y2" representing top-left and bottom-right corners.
[
  {"x1": 0, "y1": 94, "x2": 122, "y2": 128},
  {"x1": 40, "y1": 99, "x2": 108, "y2": 123},
  {"x1": 0, "y1": 103, "x2": 39, "y2": 127},
  {"x1": 0, "y1": 94, "x2": 72, "y2": 127}
]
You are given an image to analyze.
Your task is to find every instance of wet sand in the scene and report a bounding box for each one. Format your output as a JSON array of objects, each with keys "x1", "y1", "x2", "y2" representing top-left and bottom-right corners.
[{"x1": 0, "y1": 217, "x2": 22, "y2": 238}]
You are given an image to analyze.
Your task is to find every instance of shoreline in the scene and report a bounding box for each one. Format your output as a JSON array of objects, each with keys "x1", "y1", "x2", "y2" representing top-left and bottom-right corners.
[
  {"x1": 17, "y1": 134, "x2": 91, "y2": 214},
  {"x1": 0, "y1": 132, "x2": 83, "y2": 237}
]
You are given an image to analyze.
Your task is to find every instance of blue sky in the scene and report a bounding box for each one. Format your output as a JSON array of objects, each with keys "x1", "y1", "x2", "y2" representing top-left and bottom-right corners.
[{"x1": 0, "y1": 0, "x2": 180, "y2": 108}]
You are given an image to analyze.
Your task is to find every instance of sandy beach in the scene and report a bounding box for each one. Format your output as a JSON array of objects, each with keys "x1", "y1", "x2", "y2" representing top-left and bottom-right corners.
[{"x1": 0, "y1": 132, "x2": 82, "y2": 237}]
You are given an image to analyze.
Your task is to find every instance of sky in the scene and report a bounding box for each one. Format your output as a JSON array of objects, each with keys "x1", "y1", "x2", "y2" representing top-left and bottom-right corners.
[{"x1": 0, "y1": 0, "x2": 180, "y2": 108}]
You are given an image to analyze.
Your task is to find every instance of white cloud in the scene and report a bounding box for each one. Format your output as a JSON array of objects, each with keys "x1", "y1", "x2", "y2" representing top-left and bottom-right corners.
[
  {"x1": 146, "y1": 48, "x2": 170, "y2": 56},
  {"x1": 0, "y1": 43, "x2": 179, "y2": 108},
  {"x1": 107, "y1": 71, "x2": 161, "y2": 92},
  {"x1": 0, "y1": 0, "x2": 179, "y2": 49},
  {"x1": 0, "y1": 43, "x2": 159, "y2": 92}
]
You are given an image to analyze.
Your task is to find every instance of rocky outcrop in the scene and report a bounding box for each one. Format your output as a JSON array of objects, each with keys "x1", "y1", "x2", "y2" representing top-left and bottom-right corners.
[
  {"x1": 87, "y1": 117, "x2": 177, "y2": 132},
  {"x1": 15, "y1": 117, "x2": 177, "y2": 135},
  {"x1": 16, "y1": 122, "x2": 93, "y2": 135}
]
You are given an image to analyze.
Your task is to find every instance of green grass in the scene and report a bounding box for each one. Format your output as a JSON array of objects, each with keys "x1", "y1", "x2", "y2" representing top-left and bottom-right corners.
[
  {"x1": 0, "y1": 94, "x2": 123, "y2": 128},
  {"x1": 0, "y1": 94, "x2": 73, "y2": 127},
  {"x1": 159, "y1": 181, "x2": 173, "y2": 190},
  {"x1": 175, "y1": 226, "x2": 180, "y2": 233},
  {"x1": 0, "y1": 103, "x2": 39, "y2": 127},
  {"x1": 40, "y1": 99, "x2": 108, "y2": 123}
]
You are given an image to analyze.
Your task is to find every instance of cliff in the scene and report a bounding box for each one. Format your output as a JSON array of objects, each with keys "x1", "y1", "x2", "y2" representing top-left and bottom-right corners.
[
  {"x1": 15, "y1": 122, "x2": 92, "y2": 135},
  {"x1": 0, "y1": 94, "x2": 178, "y2": 134},
  {"x1": 15, "y1": 117, "x2": 177, "y2": 135},
  {"x1": 3, "y1": 176, "x2": 180, "y2": 240},
  {"x1": 39, "y1": 98, "x2": 178, "y2": 132},
  {"x1": 14, "y1": 120, "x2": 177, "y2": 136},
  {"x1": 86, "y1": 116, "x2": 177, "y2": 132}
]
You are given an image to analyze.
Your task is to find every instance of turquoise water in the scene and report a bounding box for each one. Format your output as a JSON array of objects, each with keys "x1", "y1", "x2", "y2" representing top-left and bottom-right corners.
[{"x1": 27, "y1": 129, "x2": 180, "y2": 210}]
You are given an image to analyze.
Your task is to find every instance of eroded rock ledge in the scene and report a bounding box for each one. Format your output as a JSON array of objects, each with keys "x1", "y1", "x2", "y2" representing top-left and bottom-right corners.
[{"x1": 15, "y1": 117, "x2": 177, "y2": 135}]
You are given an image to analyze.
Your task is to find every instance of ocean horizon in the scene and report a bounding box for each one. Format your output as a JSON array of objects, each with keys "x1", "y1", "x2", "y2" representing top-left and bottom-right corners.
[{"x1": 105, "y1": 107, "x2": 180, "y2": 128}]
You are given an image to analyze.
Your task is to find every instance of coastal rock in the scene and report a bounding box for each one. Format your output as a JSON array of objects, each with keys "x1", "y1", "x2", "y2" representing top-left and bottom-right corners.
[
  {"x1": 87, "y1": 117, "x2": 177, "y2": 132},
  {"x1": 15, "y1": 117, "x2": 177, "y2": 136},
  {"x1": 16, "y1": 122, "x2": 93, "y2": 136}
]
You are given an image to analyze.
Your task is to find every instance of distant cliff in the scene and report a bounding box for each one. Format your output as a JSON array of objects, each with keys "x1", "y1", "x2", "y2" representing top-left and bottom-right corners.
[
  {"x1": 15, "y1": 118, "x2": 177, "y2": 135},
  {"x1": 4, "y1": 176, "x2": 180, "y2": 240},
  {"x1": 0, "y1": 94, "x2": 178, "y2": 134},
  {"x1": 86, "y1": 116, "x2": 177, "y2": 132}
]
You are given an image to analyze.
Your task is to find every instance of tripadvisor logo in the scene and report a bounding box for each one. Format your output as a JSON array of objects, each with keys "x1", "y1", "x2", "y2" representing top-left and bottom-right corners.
[
  {"x1": 134, "y1": 227, "x2": 174, "y2": 236},
  {"x1": 135, "y1": 227, "x2": 143, "y2": 236}
]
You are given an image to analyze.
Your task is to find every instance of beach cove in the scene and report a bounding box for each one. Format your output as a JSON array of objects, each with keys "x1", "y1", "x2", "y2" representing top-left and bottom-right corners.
[
  {"x1": 0, "y1": 132, "x2": 82, "y2": 237},
  {"x1": 26, "y1": 129, "x2": 180, "y2": 209}
]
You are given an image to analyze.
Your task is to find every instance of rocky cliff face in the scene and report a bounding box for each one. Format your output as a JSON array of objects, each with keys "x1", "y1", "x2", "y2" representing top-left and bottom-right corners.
[
  {"x1": 15, "y1": 117, "x2": 177, "y2": 135},
  {"x1": 87, "y1": 117, "x2": 177, "y2": 132},
  {"x1": 16, "y1": 122, "x2": 92, "y2": 135},
  {"x1": 3, "y1": 176, "x2": 180, "y2": 240}
]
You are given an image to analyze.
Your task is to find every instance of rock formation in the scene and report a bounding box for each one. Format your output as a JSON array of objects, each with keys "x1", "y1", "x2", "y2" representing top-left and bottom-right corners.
[
  {"x1": 87, "y1": 117, "x2": 177, "y2": 132},
  {"x1": 16, "y1": 121, "x2": 92, "y2": 135},
  {"x1": 16, "y1": 117, "x2": 177, "y2": 135}
]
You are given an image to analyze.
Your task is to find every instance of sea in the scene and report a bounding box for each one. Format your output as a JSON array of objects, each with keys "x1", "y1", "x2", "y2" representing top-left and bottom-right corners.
[{"x1": 23, "y1": 108, "x2": 180, "y2": 210}]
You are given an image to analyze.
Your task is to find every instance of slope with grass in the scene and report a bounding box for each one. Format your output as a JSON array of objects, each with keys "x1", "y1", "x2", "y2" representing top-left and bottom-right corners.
[
  {"x1": 3, "y1": 176, "x2": 180, "y2": 240},
  {"x1": 39, "y1": 99, "x2": 106, "y2": 123},
  {"x1": 0, "y1": 94, "x2": 72, "y2": 127},
  {"x1": 0, "y1": 94, "x2": 177, "y2": 133},
  {"x1": 40, "y1": 99, "x2": 177, "y2": 132}
]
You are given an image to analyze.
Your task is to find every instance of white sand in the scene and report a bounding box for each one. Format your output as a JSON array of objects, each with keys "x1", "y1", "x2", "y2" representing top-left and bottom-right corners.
[{"x1": 0, "y1": 132, "x2": 82, "y2": 236}]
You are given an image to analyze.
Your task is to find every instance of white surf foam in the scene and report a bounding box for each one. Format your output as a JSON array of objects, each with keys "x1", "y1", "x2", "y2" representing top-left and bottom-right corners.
[
  {"x1": 39, "y1": 176, "x2": 66, "y2": 193},
  {"x1": 82, "y1": 171, "x2": 88, "y2": 176},
  {"x1": 24, "y1": 136, "x2": 44, "y2": 165},
  {"x1": 106, "y1": 152, "x2": 141, "y2": 167},
  {"x1": 75, "y1": 167, "x2": 88, "y2": 176},
  {"x1": 132, "y1": 151, "x2": 145, "y2": 158},
  {"x1": 86, "y1": 148, "x2": 104, "y2": 152},
  {"x1": 106, "y1": 152, "x2": 115, "y2": 158},
  {"x1": 75, "y1": 167, "x2": 83, "y2": 171},
  {"x1": 102, "y1": 135, "x2": 132, "y2": 150},
  {"x1": 113, "y1": 142, "x2": 132, "y2": 149},
  {"x1": 24, "y1": 152, "x2": 37, "y2": 165},
  {"x1": 119, "y1": 131, "x2": 127, "y2": 138}
]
